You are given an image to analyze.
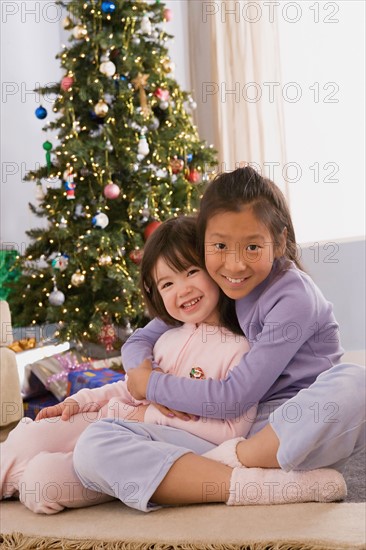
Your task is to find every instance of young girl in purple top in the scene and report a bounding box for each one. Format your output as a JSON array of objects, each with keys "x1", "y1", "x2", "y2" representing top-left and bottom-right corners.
[{"x1": 73, "y1": 166, "x2": 364, "y2": 511}]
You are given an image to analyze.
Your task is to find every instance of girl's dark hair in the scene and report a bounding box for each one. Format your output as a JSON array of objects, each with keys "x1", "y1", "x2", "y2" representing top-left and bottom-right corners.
[
  {"x1": 197, "y1": 166, "x2": 303, "y2": 270},
  {"x1": 140, "y1": 216, "x2": 243, "y2": 335}
]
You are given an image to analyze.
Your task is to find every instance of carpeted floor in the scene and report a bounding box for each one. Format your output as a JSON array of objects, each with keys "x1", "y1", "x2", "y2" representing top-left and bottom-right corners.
[
  {"x1": 1, "y1": 500, "x2": 366, "y2": 550},
  {"x1": 1, "y1": 425, "x2": 365, "y2": 549},
  {"x1": 343, "y1": 447, "x2": 366, "y2": 502}
]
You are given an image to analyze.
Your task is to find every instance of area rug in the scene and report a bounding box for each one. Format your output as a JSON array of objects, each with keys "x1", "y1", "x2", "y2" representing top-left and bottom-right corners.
[{"x1": 1, "y1": 500, "x2": 365, "y2": 550}]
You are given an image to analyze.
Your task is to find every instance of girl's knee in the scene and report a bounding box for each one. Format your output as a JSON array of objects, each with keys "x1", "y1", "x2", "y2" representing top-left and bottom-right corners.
[
  {"x1": 335, "y1": 363, "x2": 366, "y2": 405},
  {"x1": 19, "y1": 453, "x2": 65, "y2": 514}
]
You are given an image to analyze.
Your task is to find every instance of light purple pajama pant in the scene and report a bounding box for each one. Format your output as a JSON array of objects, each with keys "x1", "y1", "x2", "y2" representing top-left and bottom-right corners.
[{"x1": 73, "y1": 362, "x2": 366, "y2": 512}]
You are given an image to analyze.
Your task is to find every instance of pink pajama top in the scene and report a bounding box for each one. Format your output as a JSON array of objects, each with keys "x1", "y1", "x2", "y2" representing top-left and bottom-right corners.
[{"x1": 69, "y1": 324, "x2": 255, "y2": 445}]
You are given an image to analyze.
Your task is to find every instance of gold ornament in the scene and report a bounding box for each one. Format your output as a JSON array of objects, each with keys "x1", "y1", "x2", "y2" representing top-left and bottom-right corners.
[
  {"x1": 62, "y1": 16, "x2": 72, "y2": 29},
  {"x1": 94, "y1": 100, "x2": 109, "y2": 118},
  {"x1": 71, "y1": 271, "x2": 85, "y2": 286},
  {"x1": 72, "y1": 25, "x2": 88, "y2": 40},
  {"x1": 161, "y1": 57, "x2": 175, "y2": 74},
  {"x1": 132, "y1": 73, "x2": 150, "y2": 117}
]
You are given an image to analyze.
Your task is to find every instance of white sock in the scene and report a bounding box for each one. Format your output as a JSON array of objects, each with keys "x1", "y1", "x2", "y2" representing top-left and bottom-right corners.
[
  {"x1": 227, "y1": 467, "x2": 347, "y2": 506},
  {"x1": 202, "y1": 437, "x2": 245, "y2": 468}
]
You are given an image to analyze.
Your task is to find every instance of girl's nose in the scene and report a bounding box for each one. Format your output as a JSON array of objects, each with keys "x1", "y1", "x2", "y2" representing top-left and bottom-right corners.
[
  {"x1": 178, "y1": 283, "x2": 192, "y2": 298},
  {"x1": 223, "y1": 248, "x2": 247, "y2": 272}
]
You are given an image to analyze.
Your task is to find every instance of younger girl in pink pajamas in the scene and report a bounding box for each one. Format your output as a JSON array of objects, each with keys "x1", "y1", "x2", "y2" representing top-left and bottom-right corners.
[{"x1": 0, "y1": 216, "x2": 255, "y2": 514}]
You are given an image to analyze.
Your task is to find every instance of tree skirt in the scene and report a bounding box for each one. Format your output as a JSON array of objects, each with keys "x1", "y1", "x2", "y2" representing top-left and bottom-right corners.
[{"x1": 1, "y1": 500, "x2": 365, "y2": 550}]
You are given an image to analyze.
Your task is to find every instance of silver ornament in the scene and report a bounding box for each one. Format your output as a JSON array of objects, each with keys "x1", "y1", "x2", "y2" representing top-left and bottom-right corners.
[
  {"x1": 140, "y1": 15, "x2": 152, "y2": 34},
  {"x1": 49, "y1": 288, "x2": 65, "y2": 306},
  {"x1": 156, "y1": 168, "x2": 168, "y2": 178},
  {"x1": 149, "y1": 117, "x2": 160, "y2": 130},
  {"x1": 138, "y1": 135, "x2": 150, "y2": 157},
  {"x1": 99, "y1": 61, "x2": 116, "y2": 77}
]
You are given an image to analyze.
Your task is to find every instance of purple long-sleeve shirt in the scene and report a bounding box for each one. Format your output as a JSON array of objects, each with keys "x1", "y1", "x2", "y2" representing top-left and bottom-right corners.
[{"x1": 122, "y1": 259, "x2": 344, "y2": 419}]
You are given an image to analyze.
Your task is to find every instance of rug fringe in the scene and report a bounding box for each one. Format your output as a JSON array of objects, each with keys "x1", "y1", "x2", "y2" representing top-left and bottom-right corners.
[{"x1": 0, "y1": 533, "x2": 363, "y2": 550}]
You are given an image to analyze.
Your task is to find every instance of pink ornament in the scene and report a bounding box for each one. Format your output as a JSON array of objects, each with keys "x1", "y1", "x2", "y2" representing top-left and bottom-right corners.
[
  {"x1": 155, "y1": 88, "x2": 170, "y2": 102},
  {"x1": 164, "y1": 8, "x2": 173, "y2": 21},
  {"x1": 61, "y1": 76, "x2": 74, "y2": 91},
  {"x1": 103, "y1": 182, "x2": 120, "y2": 199}
]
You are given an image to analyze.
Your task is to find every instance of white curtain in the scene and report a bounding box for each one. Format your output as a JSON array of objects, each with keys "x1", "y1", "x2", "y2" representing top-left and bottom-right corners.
[{"x1": 188, "y1": 1, "x2": 287, "y2": 193}]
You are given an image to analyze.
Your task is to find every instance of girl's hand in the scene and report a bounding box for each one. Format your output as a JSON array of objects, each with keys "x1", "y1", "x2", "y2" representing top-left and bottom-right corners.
[
  {"x1": 152, "y1": 403, "x2": 199, "y2": 422},
  {"x1": 127, "y1": 358, "x2": 154, "y2": 400},
  {"x1": 35, "y1": 399, "x2": 81, "y2": 421},
  {"x1": 127, "y1": 360, "x2": 199, "y2": 420}
]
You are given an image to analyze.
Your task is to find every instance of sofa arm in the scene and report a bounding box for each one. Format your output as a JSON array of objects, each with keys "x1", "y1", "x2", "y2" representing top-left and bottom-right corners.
[
  {"x1": 0, "y1": 300, "x2": 14, "y2": 346},
  {"x1": 0, "y1": 347, "x2": 23, "y2": 426}
]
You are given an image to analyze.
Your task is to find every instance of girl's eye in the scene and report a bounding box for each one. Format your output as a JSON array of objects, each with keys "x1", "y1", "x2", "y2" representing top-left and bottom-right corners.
[
  {"x1": 161, "y1": 282, "x2": 172, "y2": 290},
  {"x1": 246, "y1": 244, "x2": 260, "y2": 252},
  {"x1": 214, "y1": 243, "x2": 226, "y2": 250},
  {"x1": 187, "y1": 268, "x2": 199, "y2": 276}
]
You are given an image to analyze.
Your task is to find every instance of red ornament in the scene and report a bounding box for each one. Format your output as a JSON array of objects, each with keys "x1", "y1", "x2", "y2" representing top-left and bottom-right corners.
[
  {"x1": 164, "y1": 8, "x2": 173, "y2": 21},
  {"x1": 129, "y1": 249, "x2": 144, "y2": 265},
  {"x1": 187, "y1": 169, "x2": 201, "y2": 184},
  {"x1": 99, "y1": 319, "x2": 117, "y2": 352},
  {"x1": 155, "y1": 88, "x2": 170, "y2": 102},
  {"x1": 170, "y1": 156, "x2": 184, "y2": 174},
  {"x1": 61, "y1": 76, "x2": 74, "y2": 91},
  {"x1": 144, "y1": 220, "x2": 162, "y2": 241},
  {"x1": 103, "y1": 182, "x2": 120, "y2": 199}
]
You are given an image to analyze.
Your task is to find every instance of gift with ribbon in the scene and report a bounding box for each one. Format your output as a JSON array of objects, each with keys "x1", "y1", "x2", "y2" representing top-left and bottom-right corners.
[{"x1": 22, "y1": 350, "x2": 93, "y2": 401}]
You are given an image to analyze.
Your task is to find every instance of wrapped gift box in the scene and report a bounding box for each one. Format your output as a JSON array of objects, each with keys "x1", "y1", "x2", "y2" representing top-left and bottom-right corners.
[
  {"x1": 23, "y1": 392, "x2": 60, "y2": 420},
  {"x1": 67, "y1": 368, "x2": 125, "y2": 396},
  {"x1": 22, "y1": 350, "x2": 93, "y2": 401}
]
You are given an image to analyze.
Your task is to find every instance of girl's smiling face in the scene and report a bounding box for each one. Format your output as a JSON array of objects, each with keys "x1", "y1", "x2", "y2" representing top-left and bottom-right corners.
[
  {"x1": 154, "y1": 259, "x2": 220, "y2": 325},
  {"x1": 204, "y1": 206, "x2": 284, "y2": 300}
]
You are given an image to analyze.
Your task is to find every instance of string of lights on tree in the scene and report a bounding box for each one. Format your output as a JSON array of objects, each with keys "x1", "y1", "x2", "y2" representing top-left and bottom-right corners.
[{"x1": 8, "y1": 0, "x2": 217, "y2": 349}]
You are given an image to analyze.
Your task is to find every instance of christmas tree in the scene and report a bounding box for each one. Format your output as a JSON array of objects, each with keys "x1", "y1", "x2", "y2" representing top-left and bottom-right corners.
[{"x1": 7, "y1": 0, "x2": 217, "y2": 349}]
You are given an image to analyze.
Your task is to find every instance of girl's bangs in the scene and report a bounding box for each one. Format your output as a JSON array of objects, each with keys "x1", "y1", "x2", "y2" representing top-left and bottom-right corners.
[{"x1": 161, "y1": 241, "x2": 201, "y2": 273}]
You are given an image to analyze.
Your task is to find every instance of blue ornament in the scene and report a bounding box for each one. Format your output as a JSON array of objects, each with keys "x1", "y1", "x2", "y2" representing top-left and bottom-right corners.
[
  {"x1": 101, "y1": 1, "x2": 116, "y2": 14},
  {"x1": 186, "y1": 153, "x2": 193, "y2": 163},
  {"x1": 35, "y1": 106, "x2": 47, "y2": 119}
]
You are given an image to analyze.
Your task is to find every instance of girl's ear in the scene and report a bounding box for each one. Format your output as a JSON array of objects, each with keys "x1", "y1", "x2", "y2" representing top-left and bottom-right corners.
[{"x1": 275, "y1": 227, "x2": 287, "y2": 258}]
